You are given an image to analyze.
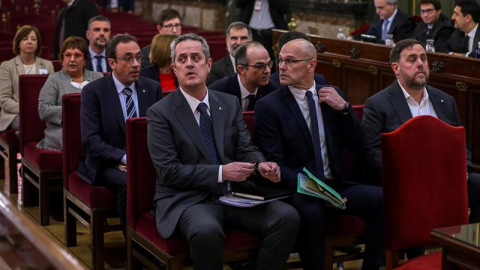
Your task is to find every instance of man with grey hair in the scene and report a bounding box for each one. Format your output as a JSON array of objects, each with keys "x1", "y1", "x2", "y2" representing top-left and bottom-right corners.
[
  {"x1": 364, "y1": 0, "x2": 416, "y2": 44},
  {"x1": 254, "y1": 38, "x2": 385, "y2": 270},
  {"x1": 147, "y1": 33, "x2": 299, "y2": 270},
  {"x1": 207, "y1": 21, "x2": 252, "y2": 85}
]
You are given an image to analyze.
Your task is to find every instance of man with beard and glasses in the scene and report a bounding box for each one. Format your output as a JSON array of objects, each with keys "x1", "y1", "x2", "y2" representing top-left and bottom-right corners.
[
  {"x1": 206, "y1": 22, "x2": 251, "y2": 85},
  {"x1": 362, "y1": 38, "x2": 480, "y2": 224},
  {"x1": 86, "y1": 15, "x2": 112, "y2": 73}
]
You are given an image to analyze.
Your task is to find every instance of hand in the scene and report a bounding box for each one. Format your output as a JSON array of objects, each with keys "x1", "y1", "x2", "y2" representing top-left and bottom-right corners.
[
  {"x1": 325, "y1": 197, "x2": 348, "y2": 209},
  {"x1": 117, "y1": 165, "x2": 127, "y2": 172},
  {"x1": 222, "y1": 162, "x2": 254, "y2": 182},
  {"x1": 317, "y1": 86, "x2": 347, "y2": 111},
  {"x1": 258, "y1": 162, "x2": 281, "y2": 183}
]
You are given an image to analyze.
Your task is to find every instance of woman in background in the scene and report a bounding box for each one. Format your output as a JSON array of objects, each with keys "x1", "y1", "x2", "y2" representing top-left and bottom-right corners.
[
  {"x1": 140, "y1": 34, "x2": 177, "y2": 93},
  {"x1": 37, "y1": 36, "x2": 102, "y2": 151},
  {"x1": 0, "y1": 25, "x2": 54, "y2": 132}
]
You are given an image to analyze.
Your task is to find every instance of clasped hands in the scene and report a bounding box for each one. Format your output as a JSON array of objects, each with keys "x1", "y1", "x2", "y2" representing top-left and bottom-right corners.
[{"x1": 222, "y1": 162, "x2": 281, "y2": 183}]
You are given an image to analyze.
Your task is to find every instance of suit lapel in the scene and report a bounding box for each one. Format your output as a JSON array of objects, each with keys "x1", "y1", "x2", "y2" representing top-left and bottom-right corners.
[
  {"x1": 135, "y1": 78, "x2": 149, "y2": 117},
  {"x1": 427, "y1": 86, "x2": 449, "y2": 122},
  {"x1": 389, "y1": 81, "x2": 413, "y2": 124},
  {"x1": 226, "y1": 57, "x2": 234, "y2": 74},
  {"x1": 14, "y1": 56, "x2": 25, "y2": 75},
  {"x1": 232, "y1": 76, "x2": 242, "y2": 102},
  {"x1": 106, "y1": 75, "x2": 127, "y2": 133},
  {"x1": 282, "y1": 86, "x2": 313, "y2": 148},
  {"x1": 209, "y1": 92, "x2": 225, "y2": 162},
  {"x1": 173, "y1": 90, "x2": 213, "y2": 162}
]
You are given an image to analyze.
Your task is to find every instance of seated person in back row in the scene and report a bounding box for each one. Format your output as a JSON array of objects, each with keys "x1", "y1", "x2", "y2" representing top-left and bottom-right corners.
[{"x1": 209, "y1": 41, "x2": 277, "y2": 111}]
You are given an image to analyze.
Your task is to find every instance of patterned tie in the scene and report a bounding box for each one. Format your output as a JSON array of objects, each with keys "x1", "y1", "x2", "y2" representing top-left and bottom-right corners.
[
  {"x1": 382, "y1": 20, "x2": 390, "y2": 41},
  {"x1": 246, "y1": 94, "x2": 256, "y2": 111},
  {"x1": 305, "y1": 91, "x2": 325, "y2": 180},
  {"x1": 123, "y1": 88, "x2": 137, "y2": 120},
  {"x1": 197, "y1": 102, "x2": 226, "y2": 202},
  {"x1": 95, "y1": 55, "x2": 104, "y2": 72}
]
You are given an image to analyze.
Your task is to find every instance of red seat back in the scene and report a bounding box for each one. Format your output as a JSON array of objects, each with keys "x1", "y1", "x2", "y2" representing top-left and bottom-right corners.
[
  {"x1": 18, "y1": 74, "x2": 49, "y2": 154},
  {"x1": 126, "y1": 117, "x2": 156, "y2": 228},
  {"x1": 62, "y1": 93, "x2": 82, "y2": 190},
  {"x1": 242, "y1": 111, "x2": 254, "y2": 138},
  {"x1": 381, "y1": 115, "x2": 468, "y2": 251}
]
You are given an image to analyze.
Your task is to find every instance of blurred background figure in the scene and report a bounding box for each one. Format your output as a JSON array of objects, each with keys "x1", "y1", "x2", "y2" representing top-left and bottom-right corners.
[
  {"x1": 140, "y1": 34, "x2": 178, "y2": 92},
  {"x1": 0, "y1": 25, "x2": 54, "y2": 132},
  {"x1": 38, "y1": 36, "x2": 103, "y2": 151},
  {"x1": 86, "y1": 15, "x2": 112, "y2": 73}
]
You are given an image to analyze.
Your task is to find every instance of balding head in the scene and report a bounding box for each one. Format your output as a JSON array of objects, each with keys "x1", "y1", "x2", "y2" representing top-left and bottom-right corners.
[{"x1": 278, "y1": 39, "x2": 317, "y2": 89}]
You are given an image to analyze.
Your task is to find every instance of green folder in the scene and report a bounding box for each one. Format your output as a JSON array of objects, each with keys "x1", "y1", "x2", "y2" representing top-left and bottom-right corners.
[{"x1": 297, "y1": 167, "x2": 346, "y2": 210}]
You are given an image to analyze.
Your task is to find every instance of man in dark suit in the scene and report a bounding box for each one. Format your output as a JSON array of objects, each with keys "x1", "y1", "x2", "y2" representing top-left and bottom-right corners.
[
  {"x1": 79, "y1": 34, "x2": 162, "y2": 235},
  {"x1": 442, "y1": 0, "x2": 480, "y2": 58},
  {"x1": 147, "y1": 33, "x2": 299, "y2": 270},
  {"x1": 362, "y1": 38, "x2": 480, "y2": 223},
  {"x1": 206, "y1": 22, "x2": 251, "y2": 85},
  {"x1": 411, "y1": 0, "x2": 454, "y2": 52},
  {"x1": 270, "y1": 31, "x2": 326, "y2": 89},
  {"x1": 85, "y1": 15, "x2": 112, "y2": 73},
  {"x1": 55, "y1": 0, "x2": 99, "y2": 58},
  {"x1": 365, "y1": 0, "x2": 416, "y2": 44},
  {"x1": 209, "y1": 41, "x2": 276, "y2": 111},
  {"x1": 254, "y1": 39, "x2": 385, "y2": 270}
]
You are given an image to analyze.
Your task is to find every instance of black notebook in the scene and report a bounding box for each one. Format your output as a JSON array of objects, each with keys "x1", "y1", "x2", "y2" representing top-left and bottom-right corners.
[{"x1": 231, "y1": 185, "x2": 293, "y2": 201}]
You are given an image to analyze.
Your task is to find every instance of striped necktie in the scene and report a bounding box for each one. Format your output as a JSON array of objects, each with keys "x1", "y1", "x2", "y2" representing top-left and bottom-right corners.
[{"x1": 123, "y1": 87, "x2": 137, "y2": 120}]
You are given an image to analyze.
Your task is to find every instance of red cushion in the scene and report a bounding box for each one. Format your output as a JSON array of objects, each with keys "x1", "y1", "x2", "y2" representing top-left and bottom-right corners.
[
  {"x1": 0, "y1": 130, "x2": 20, "y2": 147},
  {"x1": 23, "y1": 142, "x2": 62, "y2": 170},
  {"x1": 395, "y1": 252, "x2": 441, "y2": 270},
  {"x1": 67, "y1": 171, "x2": 117, "y2": 209},
  {"x1": 135, "y1": 212, "x2": 260, "y2": 257},
  {"x1": 325, "y1": 214, "x2": 366, "y2": 236}
]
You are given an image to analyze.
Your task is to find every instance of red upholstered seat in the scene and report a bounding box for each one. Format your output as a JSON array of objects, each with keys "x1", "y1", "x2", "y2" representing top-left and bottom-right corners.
[
  {"x1": 126, "y1": 117, "x2": 260, "y2": 269},
  {"x1": 381, "y1": 115, "x2": 469, "y2": 269},
  {"x1": 67, "y1": 171, "x2": 116, "y2": 209},
  {"x1": 19, "y1": 74, "x2": 63, "y2": 226},
  {"x1": 0, "y1": 130, "x2": 19, "y2": 146},
  {"x1": 395, "y1": 252, "x2": 442, "y2": 270},
  {"x1": 0, "y1": 129, "x2": 20, "y2": 194}
]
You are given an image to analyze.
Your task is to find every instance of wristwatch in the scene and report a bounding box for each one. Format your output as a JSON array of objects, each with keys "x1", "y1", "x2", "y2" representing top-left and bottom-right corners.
[{"x1": 337, "y1": 102, "x2": 350, "y2": 113}]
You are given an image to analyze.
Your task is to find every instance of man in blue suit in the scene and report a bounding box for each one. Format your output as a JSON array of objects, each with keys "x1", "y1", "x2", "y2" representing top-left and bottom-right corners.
[
  {"x1": 254, "y1": 39, "x2": 385, "y2": 270},
  {"x1": 209, "y1": 41, "x2": 276, "y2": 111},
  {"x1": 79, "y1": 34, "x2": 162, "y2": 235}
]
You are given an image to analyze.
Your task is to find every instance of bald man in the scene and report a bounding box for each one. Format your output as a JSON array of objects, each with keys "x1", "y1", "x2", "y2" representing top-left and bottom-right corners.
[{"x1": 254, "y1": 39, "x2": 385, "y2": 270}]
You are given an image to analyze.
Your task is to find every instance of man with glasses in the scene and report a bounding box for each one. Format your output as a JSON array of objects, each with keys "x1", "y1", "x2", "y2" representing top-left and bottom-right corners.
[
  {"x1": 209, "y1": 41, "x2": 276, "y2": 111},
  {"x1": 207, "y1": 22, "x2": 252, "y2": 85},
  {"x1": 79, "y1": 34, "x2": 162, "y2": 237},
  {"x1": 254, "y1": 38, "x2": 385, "y2": 270},
  {"x1": 141, "y1": 8, "x2": 182, "y2": 67},
  {"x1": 411, "y1": 0, "x2": 454, "y2": 52},
  {"x1": 86, "y1": 15, "x2": 112, "y2": 73}
]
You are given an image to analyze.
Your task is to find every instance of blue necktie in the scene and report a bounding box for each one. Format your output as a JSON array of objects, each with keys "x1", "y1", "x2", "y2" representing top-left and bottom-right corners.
[
  {"x1": 95, "y1": 55, "x2": 104, "y2": 72},
  {"x1": 197, "y1": 102, "x2": 226, "y2": 202},
  {"x1": 305, "y1": 91, "x2": 325, "y2": 180},
  {"x1": 123, "y1": 88, "x2": 137, "y2": 120}
]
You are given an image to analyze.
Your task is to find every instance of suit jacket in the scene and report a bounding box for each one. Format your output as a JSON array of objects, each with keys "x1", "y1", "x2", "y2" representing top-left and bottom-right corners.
[
  {"x1": 78, "y1": 75, "x2": 161, "y2": 184},
  {"x1": 208, "y1": 73, "x2": 276, "y2": 110},
  {"x1": 206, "y1": 56, "x2": 235, "y2": 86},
  {"x1": 0, "y1": 56, "x2": 54, "y2": 131},
  {"x1": 366, "y1": 9, "x2": 416, "y2": 44},
  {"x1": 445, "y1": 27, "x2": 480, "y2": 58},
  {"x1": 140, "y1": 64, "x2": 178, "y2": 89},
  {"x1": 147, "y1": 89, "x2": 264, "y2": 238},
  {"x1": 54, "y1": 0, "x2": 99, "y2": 57},
  {"x1": 269, "y1": 71, "x2": 326, "y2": 89},
  {"x1": 362, "y1": 80, "x2": 471, "y2": 184},
  {"x1": 412, "y1": 14, "x2": 454, "y2": 52},
  {"x1": 254, "y1": 85, "x2": 363, "y2": 189},
  {"x1": 236, "y1": 0, "x2": 289, "y2": 30},
  {"x1": 140, "y1": 44, "x2": 153, "y2": 68}
]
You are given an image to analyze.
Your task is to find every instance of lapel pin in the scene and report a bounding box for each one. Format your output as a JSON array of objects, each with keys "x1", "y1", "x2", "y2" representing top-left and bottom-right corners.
[
  {"x1": 441, "y1": 99, "x2": 444, "y2": 102},
  {"x1": 219, "y1": 107, "x2": 222, "y2": 110},
  {"x1": 143, "y1": 89, "x2": 146, "y2": 93}
]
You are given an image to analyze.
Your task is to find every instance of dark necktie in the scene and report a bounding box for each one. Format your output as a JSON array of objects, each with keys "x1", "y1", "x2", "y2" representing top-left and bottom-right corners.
[
  {"x1": 95, "y1": 55, "x2": 104, "y2": 72},
  {"x1": 462, "y1": 35, "x2": 470, "y2": 52},
  {"x1": 246, "y1": 94, "x2": 256, "y2": 111},
  {"x1": 123, "y1": 87, "x2": 137, "y2": 120},
  {"x1": 305, "y1": 91, "x2": 325, "y2": 180},
  {"x1": 197, "y1": 103, "x2": 225, "y2": 202}
]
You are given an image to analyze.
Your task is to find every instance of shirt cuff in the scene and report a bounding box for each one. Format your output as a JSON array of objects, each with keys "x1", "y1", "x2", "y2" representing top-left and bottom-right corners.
[
  {"x1": 121, "y1": 155, "x2": 127, "y2": 165},
  {"x1": 218, "y1": 165, "x2": 223, "y2": 183}
]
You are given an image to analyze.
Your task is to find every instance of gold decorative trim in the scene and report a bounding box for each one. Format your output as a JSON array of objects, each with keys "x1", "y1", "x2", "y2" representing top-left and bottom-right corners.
[
  {"x1": 333, "y1": 59, "x2": 342, "y2": 68},
  {"x1": 456, "y1": 82, "x2": 469, "y2": 92},
  {"x1": 369, "y1": 66, "x2": 378, "y2": 75}
]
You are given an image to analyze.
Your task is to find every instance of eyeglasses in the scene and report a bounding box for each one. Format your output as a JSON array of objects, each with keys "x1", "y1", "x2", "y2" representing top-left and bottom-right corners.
[
  {"x1": 162, "y1": 23, "x2": 182, "y2": 29},
  {"x1": 242, "y1": 61, "x2": 273, "y2": 70},
  {"x1": 116, "y1": 55, "x2": 144, "y2": 64},
  {"x1": 276, "y1": 58, "x2": 313, "y2": 67},
  {"x1": 420, "y1": 8, "x2": 435, "y2": 14},
  {"x1": 63, "y1": 52, "x2": 84, "y2": 59}
]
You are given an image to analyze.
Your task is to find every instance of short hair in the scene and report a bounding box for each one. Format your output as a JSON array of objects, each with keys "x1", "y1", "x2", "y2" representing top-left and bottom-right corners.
[
  {"x1": 13, "y1": 25, "x2": 42, "y2": 56},
  {"x1": 389, "y1": 38, "x2": 425, "y2": 63},
  {"x1": 386, "y1": 0, "x2": 398, "y2": 4},
  {"x1": 418, "y1": 0, "x2": 441, "y2": 10},
  {"x1": 158, "y1": 8, "x2": 181, "y2": 26},
  {"x1": 59, "y1": 36, "x2": 91, "y2": 66},
  {"x1": 88, "y1": 15, "x2": 111, "y2": 30},
  {"x1": 170, "y1": 33, "x2": 210, "y2": 62},
  {"x1": 149, "y1": 34, "x2": 177, "y2": 67},
  {"x1": 226, "y1": 22, "x2": 252, "y2": 39},
  {"x1": 278, "y1": 31, "x2": 310, "y2": 52},
  {"x1": 235, "y1": 41, "x2": 264, "y2": 67},
  {"x1": 106, "y1": 34, "x2": 139, "y2": 60},
  {"x1": 456, "y1": 0, "x2": 480, "y2": 23}
]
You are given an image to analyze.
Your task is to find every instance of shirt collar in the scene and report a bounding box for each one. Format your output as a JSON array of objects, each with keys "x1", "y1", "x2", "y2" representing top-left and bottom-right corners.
[
  {"x1": 88, "y1": 46, "x2": 106, "y2": 58},
  {"x1": 386, "y1": 8, "x2": 398, "y2": 24},
  {"x1": 180, "y1": 87, "x2": 210, "y2": 114},
  {"x1": 237, "y1": 74, "x2": 258, "y2": 99},
  {"x1": 288, "y1": 83, "x2": 316, "y2": 101},
  {"x1": 112, "y1": 73, "x2": 135, "y2": 94},
  {"x1": 230, "y1": 54, "x2": 236, "y2": 72},
  {"x1": 467, "y1": 23, "x2": 478, "y2": 39},
  {"x1": 400, "y1": 82, "x2": 428, "y2": 103}
]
